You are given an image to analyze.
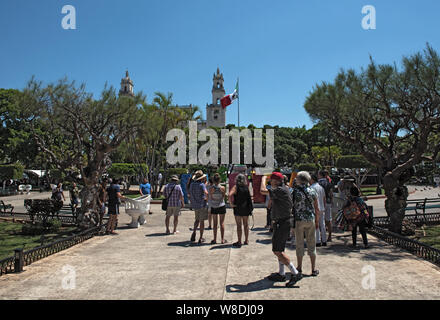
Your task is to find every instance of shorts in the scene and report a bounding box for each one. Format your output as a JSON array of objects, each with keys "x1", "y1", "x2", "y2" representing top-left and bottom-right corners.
[
  {"x1": 108, "y1": 203, "x2": 119, "y2": 215},
  {"x1": 325, "y1": 204, "x2": 332, "y2": 221},
  {"x1": 194, "y1": 207, "x2": 208, "y2": 221},
  {"x1": 166, "y1": 206, "x2": 181, "y2": 217},
  {"x1": 72, "y1": 198, "x2": 79, "y2": 205},
  {"x1": 211, "y1": 206, "x2": 226, "y2": 215},
  {"x1": 272, "y1": 218, "x2": 291, "y2": 252},
  {"x1": 295, "y1": 220, "x2": 316, "y2": 257}
]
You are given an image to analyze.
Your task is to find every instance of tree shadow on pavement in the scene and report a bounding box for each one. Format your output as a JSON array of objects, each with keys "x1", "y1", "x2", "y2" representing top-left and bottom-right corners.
[{"x1": 226, "y1": 277, "x2": 299, "y2": 292}]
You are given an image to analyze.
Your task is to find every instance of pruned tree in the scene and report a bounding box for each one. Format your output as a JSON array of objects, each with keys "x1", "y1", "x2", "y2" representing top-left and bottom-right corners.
[
  {"x1": 304, "y1": 44, "x2": 440, "y2": 233},
  {"x1": 18, "y1": 77, "x2": 146, "y2": 227}
]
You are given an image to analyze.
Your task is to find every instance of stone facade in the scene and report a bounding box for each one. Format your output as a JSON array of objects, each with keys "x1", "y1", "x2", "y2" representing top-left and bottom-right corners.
[{"x1": 206, "y1": 68, "x2": 226, "y2": 128}]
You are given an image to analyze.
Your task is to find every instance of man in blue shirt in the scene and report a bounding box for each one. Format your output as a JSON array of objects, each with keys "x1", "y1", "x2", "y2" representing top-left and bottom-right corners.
[
  {"x1": 140, "y1": 178, "x2": 152, "y2": 214},
  {"x1": 106, "y1": 178, "x2": 124, "y2": 235}
]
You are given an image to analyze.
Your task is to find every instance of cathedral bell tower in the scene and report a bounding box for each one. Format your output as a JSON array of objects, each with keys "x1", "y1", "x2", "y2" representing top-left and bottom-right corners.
[
  {"x1": 206, "y1": 68, "x2": 226, "y2": 128},
  {"x1": 119, "y1": 70, "x2": 134, "y2": 97}
]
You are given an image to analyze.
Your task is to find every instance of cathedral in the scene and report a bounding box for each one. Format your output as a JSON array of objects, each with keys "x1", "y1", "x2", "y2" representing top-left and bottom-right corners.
[{"x1": 118, "y1": 68, "x2": 227, "y2": 129}]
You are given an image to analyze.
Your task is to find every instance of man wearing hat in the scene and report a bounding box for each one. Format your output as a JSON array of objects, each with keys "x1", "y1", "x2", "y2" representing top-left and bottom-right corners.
[
  {"x1": 189, "y1": 170, "x2": 209, "y2": 244},
  {"x1": 164, "y1": 175, "x2": 185, "y2": 235},
  {"x1": 267, "y1": 171, "x2": 302, "y2": 287}
]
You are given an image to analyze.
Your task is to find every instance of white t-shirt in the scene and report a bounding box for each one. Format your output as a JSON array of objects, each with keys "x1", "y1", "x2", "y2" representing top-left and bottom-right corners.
[{"x1": 311, "y1": 182, "x2": 326, "y2": 212}]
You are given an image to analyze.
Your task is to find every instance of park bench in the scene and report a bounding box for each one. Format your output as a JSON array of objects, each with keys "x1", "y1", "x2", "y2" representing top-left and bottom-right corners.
[
  {"x1": 0, "y1": 200, "x2": 14, "y2": 215},
  {"x1": 405, "y1": 198, "x2": 440, "y2": 217}
]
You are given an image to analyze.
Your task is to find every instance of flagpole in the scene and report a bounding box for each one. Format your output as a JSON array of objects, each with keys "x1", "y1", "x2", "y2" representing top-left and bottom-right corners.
[{"x1": 237, "y1": 77, "x2": 240, "y2": 128}]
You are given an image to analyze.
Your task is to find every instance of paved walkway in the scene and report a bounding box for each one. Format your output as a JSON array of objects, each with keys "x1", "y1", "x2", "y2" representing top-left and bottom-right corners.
[{"x1": 1, "y1": 200, "x2": 440, "y2": 300}]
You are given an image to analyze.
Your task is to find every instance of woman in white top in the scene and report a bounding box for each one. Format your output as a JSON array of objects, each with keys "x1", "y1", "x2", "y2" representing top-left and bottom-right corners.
[{"x1": 209, "y1": 173, "x2": 227, "y2": 244}]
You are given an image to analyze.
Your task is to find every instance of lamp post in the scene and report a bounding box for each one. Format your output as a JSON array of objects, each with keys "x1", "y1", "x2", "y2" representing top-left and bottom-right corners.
[{"x1": 14, "y1": 248, "x2": 23, "y2": 273}]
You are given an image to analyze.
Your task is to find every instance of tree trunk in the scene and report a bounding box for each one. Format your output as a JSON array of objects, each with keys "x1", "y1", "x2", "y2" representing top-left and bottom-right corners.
[{"x1": 383, "y1": 172, "x2": 409, "y2": 234}]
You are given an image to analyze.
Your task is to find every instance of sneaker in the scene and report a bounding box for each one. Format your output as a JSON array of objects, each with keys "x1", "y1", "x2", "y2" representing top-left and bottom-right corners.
[
  {"x1": 267, "y1": 273, "x2": 286, "y2": 282},
  {"x1": 286, "y1": 273, "x2": 302, "y2": 287},
  {"x1": 316, "y1": 243, "x2": 322, "y2": 247},
  {"x1": 322, "y1": 242, "x2": 327, "y2": 247}
]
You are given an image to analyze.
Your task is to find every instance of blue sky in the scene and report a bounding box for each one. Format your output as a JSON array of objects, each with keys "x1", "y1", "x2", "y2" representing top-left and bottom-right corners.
[{"x1": 1, "y1": 0, "x2": 439, "y2": 128}]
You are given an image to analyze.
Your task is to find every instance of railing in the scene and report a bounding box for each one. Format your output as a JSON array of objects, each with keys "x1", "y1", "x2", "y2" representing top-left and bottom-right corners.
[
  {"x1": 0, "y1": 211, "x2": 109, "y2": 226},
  {"x1": 373, "y1": 212, "x2": 440, "y2": 228},
  {"x1": 0, "y1": 224, "x2": 105, "y2": 276},
  {"x1": 0, "y1": 256, "x2": 14, "y2": 276},
  {"x1": 368, "y1": 225, "x2": 440, "y2": 266}
]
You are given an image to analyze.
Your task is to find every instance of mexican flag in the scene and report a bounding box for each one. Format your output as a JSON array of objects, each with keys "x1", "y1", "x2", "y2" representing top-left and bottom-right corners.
[{"x1": 221, "y1": 81, "x2": 239, "y2": 109}]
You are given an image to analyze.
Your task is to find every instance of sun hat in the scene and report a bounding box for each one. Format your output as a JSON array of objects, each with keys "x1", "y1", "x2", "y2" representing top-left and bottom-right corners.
[
  {"x1": 192, "y1": 170, "x2": 206, "y2": 181},
  {"x1": 170, "y1": 175, "x2": 179, "y2": 181}
]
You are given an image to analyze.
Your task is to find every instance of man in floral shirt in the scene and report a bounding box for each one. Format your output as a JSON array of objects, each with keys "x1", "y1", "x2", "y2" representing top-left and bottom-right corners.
[{"x1": 292, "y1": 171, "x2": 320, "y2": 277}]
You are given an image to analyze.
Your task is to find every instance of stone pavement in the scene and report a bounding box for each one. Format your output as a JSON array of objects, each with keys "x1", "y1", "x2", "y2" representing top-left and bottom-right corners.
[{"x1": 1, "y1": 201, "x2": 440, "y2": 300}]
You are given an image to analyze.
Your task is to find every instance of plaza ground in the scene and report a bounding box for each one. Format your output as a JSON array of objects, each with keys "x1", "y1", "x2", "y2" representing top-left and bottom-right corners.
[{"x1": 1, "y1": 186, "x2": 440, "y2": 300}]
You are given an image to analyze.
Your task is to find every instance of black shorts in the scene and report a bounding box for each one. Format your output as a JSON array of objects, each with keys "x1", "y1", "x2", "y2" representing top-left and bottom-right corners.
[
  {"x1": 211, "y1": 206, "x2": 226, "y2": 215},
  {"x1": 108, "y1": 203, "x2": 119, "y2": 215},
  {"x1": 272, "y1": 219, "x2": 291, "y2": 252}
]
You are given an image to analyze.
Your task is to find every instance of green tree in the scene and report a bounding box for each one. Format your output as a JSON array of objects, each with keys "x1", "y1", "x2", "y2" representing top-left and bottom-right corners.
[
  {"x1": 18, "y1": 77, "x2": 146, "y2": 227},
  {"x1": 304, "y1": 44, "x2": 440, "y2": 233}
]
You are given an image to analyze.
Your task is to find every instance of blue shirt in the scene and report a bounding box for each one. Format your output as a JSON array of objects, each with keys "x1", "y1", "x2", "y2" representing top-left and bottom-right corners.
[
  {"x1": 189, "y1": 181, "x2": 207, "y2": 209},
  {"x1": 107, "y1": 184, "x2": 121, "y2": 205},
  {"x1": 140, "y1": 183, "x2": 151, "y2": 195}
]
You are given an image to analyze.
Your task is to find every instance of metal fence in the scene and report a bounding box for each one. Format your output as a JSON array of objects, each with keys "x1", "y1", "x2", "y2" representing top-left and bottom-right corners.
[
  {"x1": 373, "y1": 212, "x2": 440, "y2": 228},
  {"x1": 368, "y1": 224, "x2": 440, "y2": 266},
  {"x1": 0, "y1": 224, "x2": 104, "y2": 276}
]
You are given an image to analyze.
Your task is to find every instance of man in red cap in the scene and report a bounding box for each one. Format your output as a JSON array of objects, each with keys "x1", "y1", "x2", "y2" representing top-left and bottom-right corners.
[{"x1": 267, "y1": 172, "x2": 302, "y2": 287}]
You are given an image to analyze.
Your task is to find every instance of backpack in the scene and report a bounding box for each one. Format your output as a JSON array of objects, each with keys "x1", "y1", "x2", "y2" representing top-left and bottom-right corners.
[{"x1": 318, "y1": 179, "x2": 333, "y2": 204}]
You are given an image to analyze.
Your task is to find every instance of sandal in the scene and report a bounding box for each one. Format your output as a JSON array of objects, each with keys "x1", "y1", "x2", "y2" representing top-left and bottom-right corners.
[
  {"x1": 232, "y1": 242, "x2": 242, "y2": 248},
  {"x1": 221, "y1": 239, "x2": 228, "y2": 244},
  {"x1": 243, "y1": 241, "x2": 249, "y2": 245},
  {"x1": 198, "y1": 238, "x2": 205, "y2": 244},
  {"x1": 311, "y1": 270, "x2": 319, "y2": 277},
  {"x1": 211, "y1": 240, "x2": 217, "y2": 244}
]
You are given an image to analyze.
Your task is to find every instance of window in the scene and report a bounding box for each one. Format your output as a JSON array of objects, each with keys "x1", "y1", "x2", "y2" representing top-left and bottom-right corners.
[{"x1": 217, "y1": 98, "x2": 220, "y2": 105}]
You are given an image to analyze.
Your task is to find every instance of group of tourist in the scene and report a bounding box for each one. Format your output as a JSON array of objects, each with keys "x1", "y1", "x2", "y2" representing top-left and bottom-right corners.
[
  {"x1": 163, "y1": 170, "x2": 253, "y2": 247},
  {"x1": 162, "y1": 168, "x2": 371, "y2": 287}
]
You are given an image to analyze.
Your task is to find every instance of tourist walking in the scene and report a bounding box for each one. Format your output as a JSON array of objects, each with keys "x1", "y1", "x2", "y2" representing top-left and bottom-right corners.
[
  {"x1": 70, "y1": 182, "x2": 80, "y2": 212},
  {"x1": 292, "y1": 171, "x2": 320, "y2": 277},
  {"x1": 139, "y1": 178, "x2": 152, "y2": 214},
  {"x1": 311, "y1": 174, "x2": 327, "y2": 247},
  {"x1": 228, "y1": 174, "x2": 253, "y2": 248},
  {"x1": 266, "y1": 172, "x2": 302, "y2": 288},
  {"x1": 189, "y1": 170, "x2": 209, "y2": 244},
  {"x1": 164, "y1": 175, "x2": 184, "y2": 235},
  {"x1": 106, "y1": 178, "x2": 124, "y2": 235},
  {"x1": 52, "y1": 183, "x2": 65, "y2": 203},
  {"x1": 209, "y1": 173, "x2": 227, "y2": 244},
  {"x1": 343, "y1": 187, "x2": 369, "y2": 248},
  {"x1": 318, "y1": 170, "x2": 334, "y2": 242}
]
